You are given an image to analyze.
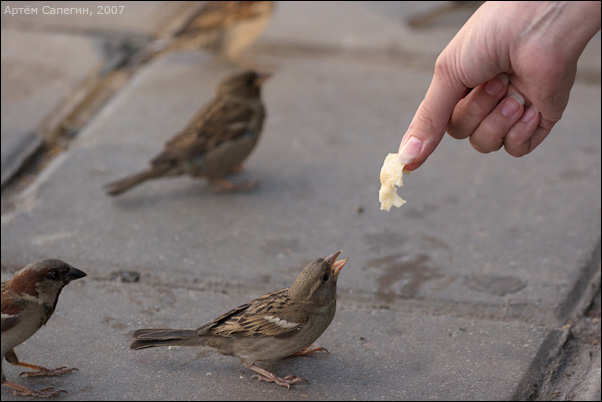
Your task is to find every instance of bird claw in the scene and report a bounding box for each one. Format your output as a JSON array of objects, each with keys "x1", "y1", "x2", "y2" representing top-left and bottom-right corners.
[
  {"x1": 11, "y1": 386, "x2": 67, "y2": 398},
  {"x1": 291, "y1": 345, "x2": 329, "y2": 356},
  {"x1": 251, "y1": 373, "x2": 308, "y2": 389},
  {"x1": 19, "y1": 366, "x2": 78, "y2": 378},
  {"x1": 281, "y1": 375, "x2": 309, "y2": 385}
]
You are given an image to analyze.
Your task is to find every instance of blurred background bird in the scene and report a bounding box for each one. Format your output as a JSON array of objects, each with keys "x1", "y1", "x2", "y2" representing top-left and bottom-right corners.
[
  {"x1": 133, "y1": 1, "x2": 275, "y2": 69},
  {"x1": 103, "y1": 70, "x2": 271, "y2": 196}
]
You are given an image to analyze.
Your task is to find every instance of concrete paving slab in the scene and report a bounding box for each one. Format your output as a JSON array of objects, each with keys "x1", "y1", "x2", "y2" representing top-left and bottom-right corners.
[
  {"x1": 261, "y1": 2, "x2": 601, "y2": 81},
  {"x1": 0, "y1": 1, "x2": 193, "y2": 37},
  {"x1": 1, "y1": 3, "x2": 600, "y2": 400},
  {"x1": 0, "y1": 277, "x2": 563, "y2": 401},
  {"x1": 1, "y1": 50, "x2": 600, "y2": 329},
  {"x1": 260, "y1": 1, "x2": 466, "y2": 62},
  {"x1": 1, "y1": 29, "x2": 104, "y2": 186}
]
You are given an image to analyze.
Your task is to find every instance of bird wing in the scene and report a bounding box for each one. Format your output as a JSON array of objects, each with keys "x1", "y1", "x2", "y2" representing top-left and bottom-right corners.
[
  {"x1": 151, "y1": 97, "x2": 259, "y2": 167},
  {"x1": 1, "y1": 284, "x2": 26, "y2": 332},
  {"x1": 174, "y1": 1, "x2": 232, "y2": 38},
  {"x1": 200, "y1": 289, "x2": 310, "y2": 338},
  {"x1": 175, "y1": 1, "x2": 268, "y2": 38}
]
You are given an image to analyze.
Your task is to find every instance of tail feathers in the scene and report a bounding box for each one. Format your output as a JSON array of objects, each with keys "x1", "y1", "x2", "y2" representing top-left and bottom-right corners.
[
  {"x1": 130, "y1": 329, "x2": 202, "y2": 350},
  {"x1": 103, "y1": 166, "x2": 170, "y2": 196}
]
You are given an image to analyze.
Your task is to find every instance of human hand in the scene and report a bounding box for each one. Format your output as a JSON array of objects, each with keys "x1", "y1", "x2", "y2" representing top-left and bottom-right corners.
[{"x1": 398, "y1": 1, "x2": 601, "y2": 171}]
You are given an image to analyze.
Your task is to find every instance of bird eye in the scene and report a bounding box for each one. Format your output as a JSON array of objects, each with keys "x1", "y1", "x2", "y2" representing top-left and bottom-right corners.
[
  {"x1": 321, "y1": 273, "x2": 329, "y2": 282},
  {"x1": 46, "y1": 270, "x2": 60, "y2": 281}
]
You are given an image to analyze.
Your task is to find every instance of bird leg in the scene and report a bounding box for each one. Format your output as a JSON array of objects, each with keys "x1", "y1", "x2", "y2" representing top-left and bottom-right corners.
[
  {"x1": 16, "y1": 364, "x2": 77, "y2": 378},
  {"x1": 210, "y1": 178, "x2": 259, "y2": 192},
  {"x1": 290, "y1": 345, "x2": 329, "y2": 356},
  {"x1": 5, "y1": 349, "x2": 77, "y2": 378},
  {"x1": 2, "y1": 380, "x2": 66, "y2": 398},
  {"x1": 248, "y1": 364, "x2": 308, "y2": 389}
]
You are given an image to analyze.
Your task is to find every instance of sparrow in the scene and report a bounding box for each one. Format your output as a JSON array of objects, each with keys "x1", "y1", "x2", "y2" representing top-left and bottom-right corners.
[
  {"x1": 131, "y1": 251, "x2": 348, "y2": 389},
  {"x1": 1, "y1": 259, "x2": 87, "y2": 398},
  {"x1": 133, "y1": 1, "x2": 275, "y2": 68},
  {"x1": 103, "y1": 70, "x2": 270, "y2": 196}
]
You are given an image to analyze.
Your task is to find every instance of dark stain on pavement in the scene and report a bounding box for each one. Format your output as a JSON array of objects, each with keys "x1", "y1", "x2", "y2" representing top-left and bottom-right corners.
[
  {"x1": 464, "y1": 274, "x2": 526, "y2": 296},
  {"x1": 102, "y1": 315, "x2": 127, "y2": 331},
  {"x1": 364, "y1": 253, "x2": 444, "y2": 302}
]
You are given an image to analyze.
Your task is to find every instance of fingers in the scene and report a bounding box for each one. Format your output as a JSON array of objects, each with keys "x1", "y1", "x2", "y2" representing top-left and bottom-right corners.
[
  {"x1": 469, "y1": 92, "x2": 525, "y2": 153},
  {"x1": 448, "y1": 74, "x2": 509, "y2": 140},
  {"x1": 398, "y1": 62, "x2": 470, "y2": 170},
  {"x1": 447, "y1": 76, "x2": 546, "y2": 156},
  {"x1": 503, "y1": 106, "x2": 545, "y2": 156}
]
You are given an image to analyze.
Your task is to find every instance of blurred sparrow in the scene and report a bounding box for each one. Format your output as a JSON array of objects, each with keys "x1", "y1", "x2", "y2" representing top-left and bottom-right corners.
[
  {"x1": 103, "y1": 70, "x2": 270, "y2": 196},
  {"x1": 136, "y1": 1, "x2": 275, "y2": 68},
  {"x1": 1, "y1": 259, "x2": 86, "y2": 398},
  {"x1": 131, "y1": 251, "x2": 348, "y2": 389}
]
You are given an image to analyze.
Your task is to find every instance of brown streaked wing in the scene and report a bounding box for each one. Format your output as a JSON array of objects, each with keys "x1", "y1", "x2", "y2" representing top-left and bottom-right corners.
[
  {"x1": 206, "y1": 289, "x2": 310, "y2": 338},
  {"x1": 174, "y1": 1, "x2": 241, "y2": 38},
  {"x1": 151, "y1": 98, "x2": 256, "y2": 166},
  {"x1": 1, "y1": 285, "x2": 26, "y2": 332}
]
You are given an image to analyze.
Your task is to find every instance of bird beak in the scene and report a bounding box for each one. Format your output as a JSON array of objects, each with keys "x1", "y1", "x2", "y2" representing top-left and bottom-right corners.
[
  {"x1": 325, "y1": 250, "x2": 348, "y2": 277},
  {"x1": 66, "y1": 267, "x2": 87, "y2": 282},
  {"x1": 255, "y1": 71, "x2": 272, "y2": 84}
]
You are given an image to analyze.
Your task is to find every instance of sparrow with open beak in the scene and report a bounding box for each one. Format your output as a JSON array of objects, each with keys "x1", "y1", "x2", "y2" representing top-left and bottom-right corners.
[{"x1": 131, "y1": 251, "x2": 348, "y2": 388}]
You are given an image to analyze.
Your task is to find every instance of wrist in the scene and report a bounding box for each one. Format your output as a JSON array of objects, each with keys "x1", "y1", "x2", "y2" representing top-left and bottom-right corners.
[{"x1": 525, "y1": 1, "x2": 601, "y2": 58}]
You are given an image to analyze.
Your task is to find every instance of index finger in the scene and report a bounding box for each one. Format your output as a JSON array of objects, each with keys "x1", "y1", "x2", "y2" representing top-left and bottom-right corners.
[{"x1": 398, "y1": 69, "x2": 469, "y2": 171}]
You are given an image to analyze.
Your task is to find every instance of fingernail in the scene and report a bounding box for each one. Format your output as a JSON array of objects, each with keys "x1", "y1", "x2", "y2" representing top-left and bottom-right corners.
[
  {"x1": 501, "y1": 93, "x2": 524, "y2": 117},
  {"x1": 398, "y1": 136, "x2": 423, "y2": 164},
  {"x1": 484, "y1": 73, "x2": 509, "y2": 96},
  {"x1": 521, "y1": 105, "x2": 539, "y2": 122}
]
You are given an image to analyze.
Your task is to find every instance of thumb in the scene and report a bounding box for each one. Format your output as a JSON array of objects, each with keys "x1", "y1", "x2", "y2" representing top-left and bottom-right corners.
[{"x1": 398, "y1": 69, "x2": 468, "y2": 171}]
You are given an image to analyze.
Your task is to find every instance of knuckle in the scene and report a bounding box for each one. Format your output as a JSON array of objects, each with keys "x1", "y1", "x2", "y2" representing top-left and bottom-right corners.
[
  {"x1": 446, "y1": 124, "x2": 467, "y2": 139},
  {"x1": 504, "y1": 143, "x2": 528, "y2": 157},
  {"x1": 470, "y1": 131, "x2": 503, "y2": 154}
]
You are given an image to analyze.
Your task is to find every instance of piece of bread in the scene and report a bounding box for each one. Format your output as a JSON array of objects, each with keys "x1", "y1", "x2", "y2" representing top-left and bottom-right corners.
[{"x1": 379, "y1": 153, "x2": 406, "y2": 211}]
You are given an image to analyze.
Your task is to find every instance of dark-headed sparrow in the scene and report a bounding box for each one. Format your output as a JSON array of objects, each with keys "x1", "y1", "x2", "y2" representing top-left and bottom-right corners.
[
  {"x1": 103, "y1": 70, "x2": 270, "y2": 196},
  {"x1": 1, "y1": 259, "x2": 86, "y2": 398},
  {"x1": 131, "y1": 251, "x2": 348, "y2": 389},
  {"x1": 135, "y1": 1, "x2": 275, "y2": 68}
]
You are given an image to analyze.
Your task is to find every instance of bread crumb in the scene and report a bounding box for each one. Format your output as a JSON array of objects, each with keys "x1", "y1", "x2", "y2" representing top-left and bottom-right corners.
[{"x1": 379, "y1": 153, "x2": 406, "y2": 211}]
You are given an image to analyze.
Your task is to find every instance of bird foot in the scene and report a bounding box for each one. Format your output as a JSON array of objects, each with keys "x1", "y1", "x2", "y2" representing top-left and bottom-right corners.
[
  {"x1": 14, "y1": 387, "x2": 67, "y2": 398},
  {"x1": 291, "y1": 345, "x2": 329, "y2": 356},
  {"x1": 248, "y1": 364, "x2": 308, "y2": 389},
  {"x1": 19, "y1": 366, "x2": 78, "y2": 378},
  {"x1": 211, "y1": 179, "x2": 258, "y2": 192},
  {"x1": 4, "y1": 381, "x2": 67, "y2": 398},
  {"x1": 251, "y1": 373, "x2": 308, "y2": 389}
]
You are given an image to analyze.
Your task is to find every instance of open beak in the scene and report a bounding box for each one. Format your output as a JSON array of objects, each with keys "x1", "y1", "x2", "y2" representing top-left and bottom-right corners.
[{"x1": 325, "y1": 250, "x2": 348, "y2": 277}]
